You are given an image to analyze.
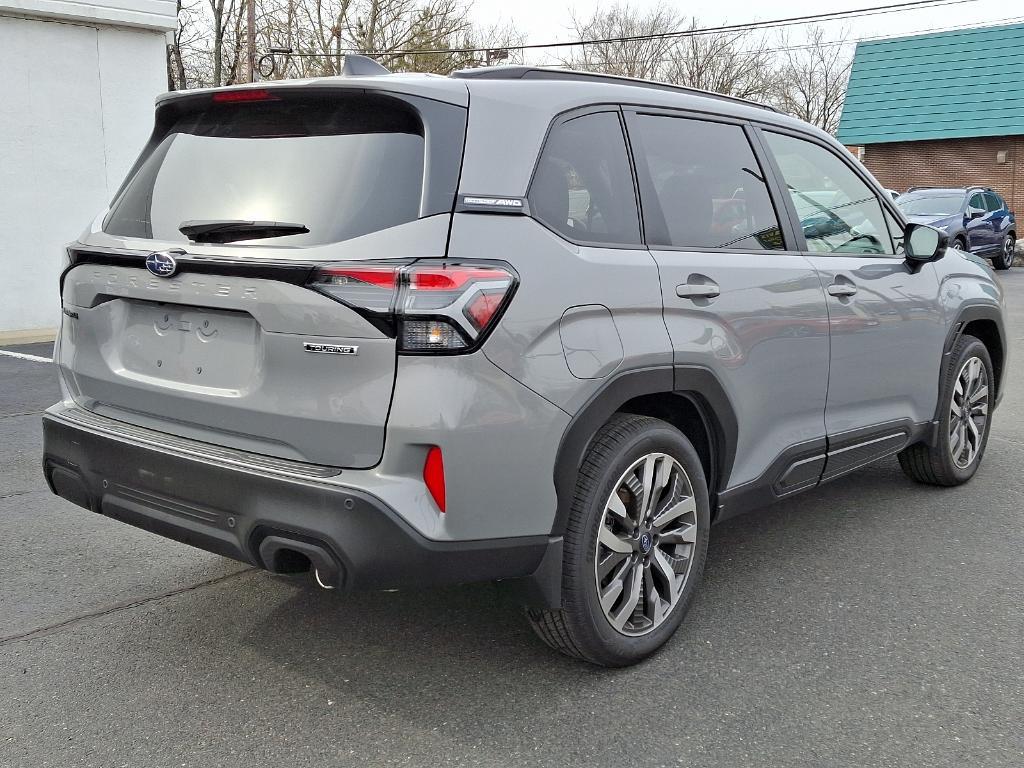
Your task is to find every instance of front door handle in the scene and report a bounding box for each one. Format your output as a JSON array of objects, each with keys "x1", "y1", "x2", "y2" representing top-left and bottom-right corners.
[
  {"x1": 827, "y1": 282, "x2": 858, "y2": 297},
  {"x1": 676, "y1": 278, "x2": 721, "y2": 300}
]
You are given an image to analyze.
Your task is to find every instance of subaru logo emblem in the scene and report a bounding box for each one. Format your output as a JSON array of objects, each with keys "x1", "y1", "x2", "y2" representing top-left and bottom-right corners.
[
  {"x1": 639, "y1": 532, "x2": 653, "y2": 554},
  {"x1": 146, "y1": 250, "x2": 179, "y2": 278}
]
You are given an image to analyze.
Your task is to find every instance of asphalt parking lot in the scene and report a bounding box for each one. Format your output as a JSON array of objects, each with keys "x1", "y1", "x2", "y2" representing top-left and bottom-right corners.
[{"x1": 2, "y1": 274, "x2": 1022, "y2": 768}]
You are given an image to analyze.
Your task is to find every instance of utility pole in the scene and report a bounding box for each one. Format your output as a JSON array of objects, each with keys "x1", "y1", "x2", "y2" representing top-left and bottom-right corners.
[{"x1": 247, "y1": 0, "x2": 256, "y2": 82}]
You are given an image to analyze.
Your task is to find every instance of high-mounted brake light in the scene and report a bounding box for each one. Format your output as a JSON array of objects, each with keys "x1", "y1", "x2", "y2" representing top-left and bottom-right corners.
[
  {"x1": 212, "y1": 89, "x2": 278, "y2": 103},
  {"x1": 307, "y1": 261, "x2": 517, "y2": 353}
]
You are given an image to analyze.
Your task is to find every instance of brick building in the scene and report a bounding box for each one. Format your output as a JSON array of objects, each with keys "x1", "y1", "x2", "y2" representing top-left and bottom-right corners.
[{"x1": 838, "y1": 23, "x2": 1024, "y2": 216}]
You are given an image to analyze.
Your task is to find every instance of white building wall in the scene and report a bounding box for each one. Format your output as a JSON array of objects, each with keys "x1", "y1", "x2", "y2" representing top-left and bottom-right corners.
[{"x1": 0, "y1": 2, "x2": 172, "y2": 338}]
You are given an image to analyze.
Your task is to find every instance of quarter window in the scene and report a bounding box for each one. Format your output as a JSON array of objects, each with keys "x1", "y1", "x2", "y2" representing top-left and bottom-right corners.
[
  {"x1": 984, "y1": 192, "x2": 1003, "y2": 212},
  {"x1": 969, "y1": 192, "x2": 987, "y2": 212},
  {"x1": 528, "y1": 111, "x2": 641, "y2": 245},
  {"x1": 764, "y1": 132, "x2": 894, "y2": 256},
  {"x1": 629, "y1": 115, "x2": 785, "y2": 250}
]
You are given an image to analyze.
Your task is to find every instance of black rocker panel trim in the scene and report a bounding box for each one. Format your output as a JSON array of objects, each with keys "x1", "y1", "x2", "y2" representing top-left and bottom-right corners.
[
  {"x1": 820, "y1": 423, "x2": 912, "y2": 483},
  {"x1": 715, "y1": 437, "x2": 826, "y2": 523}
]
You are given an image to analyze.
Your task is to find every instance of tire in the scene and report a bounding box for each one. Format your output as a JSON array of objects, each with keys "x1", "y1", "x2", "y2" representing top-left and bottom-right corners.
[
  {"x1": 951, "y1": 236, "x2": 968, "y2": 253},
  {"x1": 898, "y1": 335, "x2": 994, "y2": 486},
  {"x1": 526, "y1": 414, "x2": 710, "y2": 666},
  {"x1": 992, "y1": 234, "x2": 1015, "y2": 270}
]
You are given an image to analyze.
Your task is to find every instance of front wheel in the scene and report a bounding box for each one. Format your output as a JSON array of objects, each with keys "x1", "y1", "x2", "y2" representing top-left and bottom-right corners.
[
  {"x1": 951, "y1": 236, "x2": 968, "y2": 253},
  {"x1": 526, "y1": 414, "x2": 710, "y2": 666},
  {"x1": 898, "y1": 335, "x2": 993, "y2": 485},
  {"x1": 993, "y1": 234, "x2": 1015, "y2": 270}
]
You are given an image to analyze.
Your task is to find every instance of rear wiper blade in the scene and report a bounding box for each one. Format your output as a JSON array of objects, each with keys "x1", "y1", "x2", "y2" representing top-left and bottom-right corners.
[{"x1": 179, "y1": 219, "x2": 309, "y2": 244}]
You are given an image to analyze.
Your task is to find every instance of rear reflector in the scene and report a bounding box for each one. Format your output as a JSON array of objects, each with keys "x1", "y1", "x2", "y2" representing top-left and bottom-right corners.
[
  {"x1": 423, "y1": 446, "x2": 446, "y2": 512},
  {"x1": 212, "y1": 89, "x2": 278, "y2": 103}
]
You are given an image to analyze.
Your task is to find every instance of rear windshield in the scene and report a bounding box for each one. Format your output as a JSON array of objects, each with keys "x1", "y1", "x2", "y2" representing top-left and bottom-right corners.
[
  {"x1": 896, "y1": 192, "x2": 964, "y2": 217},
  {"x1": 104, "y1": 92, "x2": 428, "y2": 246}
]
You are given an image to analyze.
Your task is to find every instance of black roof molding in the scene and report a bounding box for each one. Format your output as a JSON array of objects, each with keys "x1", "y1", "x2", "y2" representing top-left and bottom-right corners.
[{"x1": 451, "y1": 65, "x2": 777, "y2": 112}]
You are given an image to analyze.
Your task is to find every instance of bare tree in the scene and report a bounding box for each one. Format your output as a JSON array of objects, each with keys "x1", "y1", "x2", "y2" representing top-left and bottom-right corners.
[
  {"x1": 774, "y1": 27, "x2": 853, "y2": 134},
  {"x1": 561, "y1": 5, "x2": 682, "y2": 80},
  {"x1": 167, "y1": 0, "x2": 204, "y2": 89},
  {"x1": 168, "y1": 0, "x2": 524, "y2": 87},
  {"x1": 562, "y1": 4, "x2": 781, "y2": 103},
  {"x1": 666, "y1": 22, "x2": 778, "y2": 101}
]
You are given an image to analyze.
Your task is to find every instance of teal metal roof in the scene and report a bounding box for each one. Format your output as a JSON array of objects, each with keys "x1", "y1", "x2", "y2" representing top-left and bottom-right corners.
[{"x1": 837, "y1": 23, "x2": 1024, "y2": 145}]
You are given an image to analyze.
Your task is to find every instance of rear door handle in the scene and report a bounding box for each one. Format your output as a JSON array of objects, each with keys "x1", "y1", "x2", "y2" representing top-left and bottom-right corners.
[
  {"x1": 827, "y1": 282, "x2": 858, "y2": 297},
  {"x1": 676, "y1": 279, "x2": 721, "y2": 300}
]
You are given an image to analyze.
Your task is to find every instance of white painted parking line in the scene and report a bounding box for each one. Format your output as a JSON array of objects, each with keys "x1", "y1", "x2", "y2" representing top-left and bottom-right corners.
[{"x1": 0, "y1": 349, "x2": 52, "y2": 363}]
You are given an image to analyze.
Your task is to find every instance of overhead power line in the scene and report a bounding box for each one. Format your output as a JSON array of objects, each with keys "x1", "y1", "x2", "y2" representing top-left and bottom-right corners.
[
  {"x1": 642, "y1": 13, "x2": 1024, "y2": 64},
  {"x1": 309, "y1": 0, "x2": 987, "y2": 58}
]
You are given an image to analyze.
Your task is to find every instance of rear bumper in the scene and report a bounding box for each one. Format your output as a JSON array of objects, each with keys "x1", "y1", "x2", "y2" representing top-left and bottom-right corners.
[{"x1": 42, "y1": 406, "x2": 559, "y2": 599}]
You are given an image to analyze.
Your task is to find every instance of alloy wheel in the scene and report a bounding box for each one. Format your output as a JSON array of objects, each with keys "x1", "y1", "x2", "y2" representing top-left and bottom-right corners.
[
  {"x1": 949, "y1": 356, "x2": 989, "y2": 469},
  {"x1": 594, "y1": 453, "x2": 698, "y2": 636},
  {"x1": 1003, "y1": 236, "x2": 1015, "y2": 267}
]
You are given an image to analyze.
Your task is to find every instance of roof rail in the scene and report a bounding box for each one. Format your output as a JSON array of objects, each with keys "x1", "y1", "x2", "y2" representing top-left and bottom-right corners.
[
  {"x1": 906, "y1": 185, "x2": 987, "y2": 193},
  {"x1": 451, "y1": 65, "x2": 777, "y2": 112}
]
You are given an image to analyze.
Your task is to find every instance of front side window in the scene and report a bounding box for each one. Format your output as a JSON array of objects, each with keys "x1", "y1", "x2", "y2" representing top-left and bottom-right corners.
[
  {"x1": 629, "y1": 114, "x2": 784, "y2": 250},
  {"x1": 885, "y1": 209, "x2": 906, "y2": 255},
  {"x1": 968, "y1": 192, "x2": 987, "y2": 212},
  {"x1": 984, "y1": 192, "x2": 1003, "y2": 212},
  {"x1": 765, "y1": 132, "x2": 894, "y2": 256},
  {"x1": 528, "y1": 111, "x2": 641, "y2": 245}
]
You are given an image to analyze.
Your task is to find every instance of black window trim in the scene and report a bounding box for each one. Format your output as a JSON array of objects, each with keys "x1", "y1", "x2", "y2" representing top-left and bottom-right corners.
[
  {"x1": 525, "y1": 104, "x2": 648, "y2": 251},
  {"x1": 620, "y1": 105, "x2": 804, "y2": 256},
  {"x1": 752, "y1": 122, "x2": 907, "y2": 260}
]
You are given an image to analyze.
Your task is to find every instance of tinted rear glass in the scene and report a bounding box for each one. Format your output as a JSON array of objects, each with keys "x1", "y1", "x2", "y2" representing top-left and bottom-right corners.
[
  {"x1": 629, "y1": 115, "x2": 785, "y2": 251},
  {"x1": 528, "y1": 111, "x2": 641, "y2": 245},
  {"x1": 104, "y1": 93, "x2": 428, "y2": 246}
]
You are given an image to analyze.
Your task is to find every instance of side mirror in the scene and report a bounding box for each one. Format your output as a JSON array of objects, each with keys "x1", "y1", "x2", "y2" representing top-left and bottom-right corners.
[
  {"x1": 905, "y1": 223, "x2": 948, "y2": 264},
  {"x1": 968, "y1": 206, "x2": 986, "y2": 220}
]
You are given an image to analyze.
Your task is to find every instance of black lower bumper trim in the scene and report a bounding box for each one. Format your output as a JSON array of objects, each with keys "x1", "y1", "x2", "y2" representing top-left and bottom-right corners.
[{"x1": 42, "y1": 414, "x2": 555, "y2": 594}]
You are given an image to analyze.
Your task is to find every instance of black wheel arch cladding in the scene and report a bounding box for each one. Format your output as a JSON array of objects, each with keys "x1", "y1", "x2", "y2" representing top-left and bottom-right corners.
[{"x1": 550, "y1": 365, "x2": 738, "y2": 536}]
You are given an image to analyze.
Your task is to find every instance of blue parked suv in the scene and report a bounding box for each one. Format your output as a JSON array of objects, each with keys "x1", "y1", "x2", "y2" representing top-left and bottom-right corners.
[{"x1": 897, "y1": 186, "x2": 1016, "y2": 270}]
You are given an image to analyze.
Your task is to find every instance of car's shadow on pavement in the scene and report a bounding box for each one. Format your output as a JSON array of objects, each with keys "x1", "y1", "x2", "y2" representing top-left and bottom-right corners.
[{"x1": 198, "y1": 454, "x2": 1010, "y2": 729}]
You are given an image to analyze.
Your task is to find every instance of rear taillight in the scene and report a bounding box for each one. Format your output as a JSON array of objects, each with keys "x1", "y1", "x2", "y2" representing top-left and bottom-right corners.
[{"x1": 307, "y1": 262, "x2": 517, "y2": 353}]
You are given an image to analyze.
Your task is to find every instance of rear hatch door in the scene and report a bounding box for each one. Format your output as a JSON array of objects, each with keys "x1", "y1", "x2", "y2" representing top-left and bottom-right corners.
[{"x1": 58, "y1": 84, "x2": 466, "y2": 468}]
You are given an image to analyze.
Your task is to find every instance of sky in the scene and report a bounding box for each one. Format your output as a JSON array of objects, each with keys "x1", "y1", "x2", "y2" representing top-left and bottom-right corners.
[{"x1": 467, "y1": 0, "x2": 1021, "y2": 62}]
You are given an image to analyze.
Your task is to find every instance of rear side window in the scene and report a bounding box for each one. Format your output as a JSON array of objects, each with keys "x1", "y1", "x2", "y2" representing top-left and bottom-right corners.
[
  {"x1": 529, "y1": 111, "x2": 641, "y2": 245},
  {"x1": 104, "y1": 92, "x2": 440, "y2": 246},
  {"x1": 984, "y1": 192, "x2": 1003, "y2": 212},
  {"x1": 628, "y1": 114, "x2": 785, "y2": 251},
  {"x1": 968, "y1": 192, "x2": 987, "y2": 212},
  {"x1": 764, "y1": 132, "x2": 894, "y2": 256}
]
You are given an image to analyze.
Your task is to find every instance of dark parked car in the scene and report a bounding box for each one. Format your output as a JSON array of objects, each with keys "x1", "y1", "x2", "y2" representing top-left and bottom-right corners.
[{"x1": 896, "y1": 186, "x2": 1016, "y2": 270}]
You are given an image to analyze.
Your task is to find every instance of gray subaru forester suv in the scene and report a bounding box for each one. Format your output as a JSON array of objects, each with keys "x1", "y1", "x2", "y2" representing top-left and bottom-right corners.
[{"x1": 43, "y1": 61, "x2": 1007, "y2": 666}]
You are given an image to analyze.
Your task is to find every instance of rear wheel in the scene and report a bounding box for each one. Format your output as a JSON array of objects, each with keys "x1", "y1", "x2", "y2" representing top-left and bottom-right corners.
[
  {"x1": 526, "y1": 414, "x2": 710, "y2": 666},
  {"x1": 899, "y1": 335, "x2": 993, "y2": 486},
  {"x1": 993, "y1": 234, "x2": 1015, "y2": 270},
  {"x1": 951, "y1": 236, "x2": 968, "y2": 253}
]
